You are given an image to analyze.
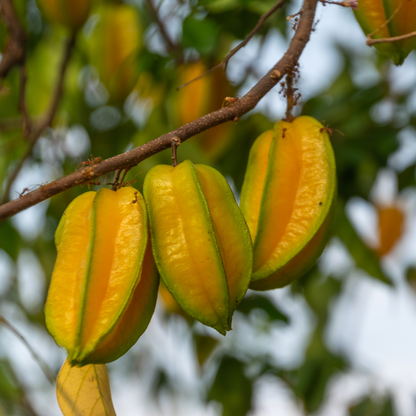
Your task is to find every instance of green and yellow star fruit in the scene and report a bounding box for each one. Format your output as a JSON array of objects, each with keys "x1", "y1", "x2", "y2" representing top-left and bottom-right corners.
[
  {"x1": 38, "y1": 0, "x2": 93, "y2": 29},
  {"x1": 143, "y1": 160, "x2": 253, "y2": 335},
  {"x1": 45, "y1": 187, "x2": 159, "y2": 366},
  {"x1": 240, "y1": 116, "x2": 337, "y2": 290},
  {"x1": 353, "y1": 0, "x2": 416, "y2": 65},
  {"x1": 88, "y1": 4, "x2": 142, "y2": 102}
]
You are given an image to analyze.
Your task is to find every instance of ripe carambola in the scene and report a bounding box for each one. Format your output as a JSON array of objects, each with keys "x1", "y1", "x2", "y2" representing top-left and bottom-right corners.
[
  {"x1": 38, "y1": 0, "x2": 93, "y2": 29},
  {"x1": 240, "y1": 116, "x2": 337, "y2": 290},
  {"x1": 353, "y1": 0, "x2": 416, "y2": 65},
  {"x1": 376, "y1": 204, "x2": 404, "y2": 257},
  {"x1": 88, "y1": 4, "x2": 141, "y2": 103},
  {"x1": 45, "y1": 187, "x2": 159, "y2": 366},
  {"x1": 143, "y1": 160, "x2": 253, "y2": 335}
]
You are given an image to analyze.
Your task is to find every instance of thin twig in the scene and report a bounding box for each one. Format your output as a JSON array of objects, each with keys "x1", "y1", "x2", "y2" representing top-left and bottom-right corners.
[
  {"x1": 367, "y1": 30, "x2": 416, "y2": 46},
  {"x1": 119, "y1": 168, "x2": 131, "y2": 188},
  {"x1": 171, "y1": 136, "x2": 180, "y2": 167},
  {"x1": 319, "y1": 0, "x2": 358, "y2": 8},
  {"x1": 0, "y1": 0, "x2": 319, "y2": 222},
  {"x1": 32, "y1": 30, "x2": 78, "y2": 138},
  {"x1": 145, "y1": 0, "x2": 178, "y2": 55},
  {"x1": 111, "y1": 169, "x2": 122, "y2": 191},
  {"x1": 0, "y1": 0, "x2": 26, "y2": 78},
  {"x1": 177, "y1": 0, "x2": 287, "y2": 90},
  {"x1": 285, "y1": 74, "x2": 295, "y2": 121},
  {"x1": 367, "y1": 0, "x2": 404, "y2": 38},
  {"x1": 1, "y1": 30, "x2": 78, "y2": 205},
  {"x1": 0, "y1": 316, "x2": 55, "y2": 384},
  {"x1": 18, "y1": 64, "x2": 31, "y2": 138}
]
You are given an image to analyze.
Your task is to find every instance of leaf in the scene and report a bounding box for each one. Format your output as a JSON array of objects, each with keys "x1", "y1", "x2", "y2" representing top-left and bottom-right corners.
[
  {"x1": 349, "y1": 396, "x2": 395, "y2": 416},
  {"x1": 193, "y1": 334, "x2": 218, "y2": 366},
  {"x1": 56, "y1": 359, "x2": 117, "y2": 416},
  {"x1": 294, "y1": 351, "x2": 346, "y2": 413},
  {"x1": 208, "y1": 356, "x2": 252, "y2": 416},
  {"x1": 0, "y1": 360, "x2": 20, "y2": 401},
  {"x1": 0, "y1": 220, "x2": 21, "y2": 261},
  {"x1": 292, "y1": 267, "x2": 342, "y2": 320},
  {"x1": 237, "y1": 294, "x2": 289, "y2": 324},
  {"x1": 406, "y1": 267, "x2": 416, "y2": 295},
  {"x1": 182, "y1": 16, "x2": 219, "y2": 55},
  {"x1": 334, "y1": 202, "x2": 392, "y2": 286},
  {"x1": 397, "y1": 164, "x2": 416, "y2": 190}
]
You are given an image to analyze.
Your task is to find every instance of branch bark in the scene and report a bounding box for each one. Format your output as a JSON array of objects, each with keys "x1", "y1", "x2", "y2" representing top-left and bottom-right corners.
[
  {"x1": 0, "y1": 0, "x2": 26, "y2": 78},
  {"x1": 178, "y1": 0, "x2": 287, "y2": 90},
  {"x1": 1, "y1": 31, "x2": 77, "y2": 205},
  {"x1": 145, "y1": 0, "x2": 178, "y2": 56},
  {"x1": 0, "y1": 0, "x2": 319, "y2": 222},
  {"x1": 367, "y1": 30, "x2": 416, "y2": 46}
]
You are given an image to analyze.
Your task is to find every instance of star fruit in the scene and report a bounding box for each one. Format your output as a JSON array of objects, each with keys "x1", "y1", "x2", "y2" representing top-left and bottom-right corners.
[
  {"x1": 144, "y1": 160, "x2": 253, "y2": 335},
  {"x1": 45, "y1": 187, "x2": 159, "y2": 366},
  {"x1": 240, "y1": 116, "x2": 337, "y2": 290}
]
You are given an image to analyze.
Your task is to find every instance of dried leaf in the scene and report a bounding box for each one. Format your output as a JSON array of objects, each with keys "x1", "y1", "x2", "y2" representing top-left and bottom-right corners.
[{"x1": 56, "y1": 359, "x2": 117, "y2": 416}]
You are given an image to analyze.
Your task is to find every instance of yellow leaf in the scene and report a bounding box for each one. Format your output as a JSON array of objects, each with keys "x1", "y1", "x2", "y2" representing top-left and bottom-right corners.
[{"x1": 56, "y1": 359, "x2": 117, "y2": 416}]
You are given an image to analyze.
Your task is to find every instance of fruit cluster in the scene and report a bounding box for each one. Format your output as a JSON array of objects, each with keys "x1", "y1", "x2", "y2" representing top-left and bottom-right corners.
[{"x1": 45, "y1": 116, "x2": 336, "y2": 366}]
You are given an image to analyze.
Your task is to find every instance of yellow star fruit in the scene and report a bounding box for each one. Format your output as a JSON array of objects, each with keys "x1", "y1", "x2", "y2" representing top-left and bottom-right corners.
[
  {"x1": 240, "y1": 116, "x2": 337, "y2": 290},
  {"x1": 45, "y1": 187, "x2": 159, "y2": 366},
  {"x1": 144, "y1": 160, "x2": 253, "y2": 334}
]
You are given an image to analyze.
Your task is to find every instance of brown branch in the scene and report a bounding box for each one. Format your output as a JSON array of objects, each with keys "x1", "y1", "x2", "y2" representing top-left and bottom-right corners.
[
  {"x1": 367, "y1": 30, "x2": 416, "y2": 46},
  {"x1": 171, "y1": 136, "x2": 180, "y2": 167},
  {"x1": 119, "y1": 168, "x2": 131, "y2": 188},
  {"x1": 111, "y1": 169, "x2": 122, "y2": 191},
  {"x1": 145, "y1": 0, "x2": 178, "y2": 55},
  {"x1": 0, "y1": 0, "x2": 26, "y2": 78},
  {"x1": 285, "y1": 74, "x2": 295, "y2": 121},
  {"x1": 1, "y1": 30, "x2": 77, "y2": 205},
  {"x1": 177, "y1": 0, "x2": 287, "y2": 90},
  {"x1": 0, "y1": 0, "x2": 319, "y2": 222},
  {"x1": 367, "y1": 0, "x2": 403, "y2": 39},
  {"x1": 18, "y1": 64, "x2": 31, "y2": 138},
  {"x1": 32, "y1": 31, "x2": 77, "y2": 138}
]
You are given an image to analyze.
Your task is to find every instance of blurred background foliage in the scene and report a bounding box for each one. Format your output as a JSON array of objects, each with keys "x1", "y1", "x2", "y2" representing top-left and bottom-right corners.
[{"x1": 1, "y1": 0, "x2": 416, "y2": 415}]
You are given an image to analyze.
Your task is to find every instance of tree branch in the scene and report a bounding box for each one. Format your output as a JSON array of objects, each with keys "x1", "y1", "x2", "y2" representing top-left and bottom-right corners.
[
  {"x1": 0, "y1": 0, "x2": 319, "y2": 222},
  {"x1": 145, "y1": 0, "x2": 178, "y2": 56},
  {"x1": 0, "y1": 0, "x2": 26, "y2": 78},
  {"x1": 1, "y1": 31, "x2": 78, "y2": 205},
  {"x1": 18, "y1": 64, "x2": 31, "y2": 138},
  {"x1": 367, "y1": 30, "x2": 416, "y2": 46},
  {"x1": 177, "y1": 0, "x2": 287, "y2": 90}
]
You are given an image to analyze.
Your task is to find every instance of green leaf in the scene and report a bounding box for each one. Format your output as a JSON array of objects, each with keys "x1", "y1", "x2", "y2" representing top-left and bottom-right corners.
[
  {"x1": 281, "y1": 319, "x2": 347, "y2": 414},
  {"x1": 0, "y1": 360, "x2": 20, "y2": 402},
  {"x1": 406, "y1": 267, "x2": 416, "y2": 295},
  {"x1": 208, "y1": 356, "x2": 252, "y2": 416},
  {"x1": 294, "y1": 351, "x2": 346, "y2": 413},
  {"x1": 397, "y1": 164, "x2": 416, "y2": 190},
  {"x1": 0, "y1": 221, "x2": 21, "y2": 261},
  {"x1": 349, "y1": 396, "x2": 395, "y2": 416},
  {"x1": 182, "y1": 16, "x2": 219, "y2": 56},
  {"x1": 237, "y1": 294, "x2": 289, "y2": 324},
  {"x1": 334, "y1": 202, "x2": 392, "y2": 285},
  {"x1": 198, "y1": 0, "x2": 240, "y2": 13},
  {"x1": 193, "y1": 334, "x2": 218, "y2": 366},
  {"x1": 292, "y1": 268, "x2": 342, "y2": 319}
]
